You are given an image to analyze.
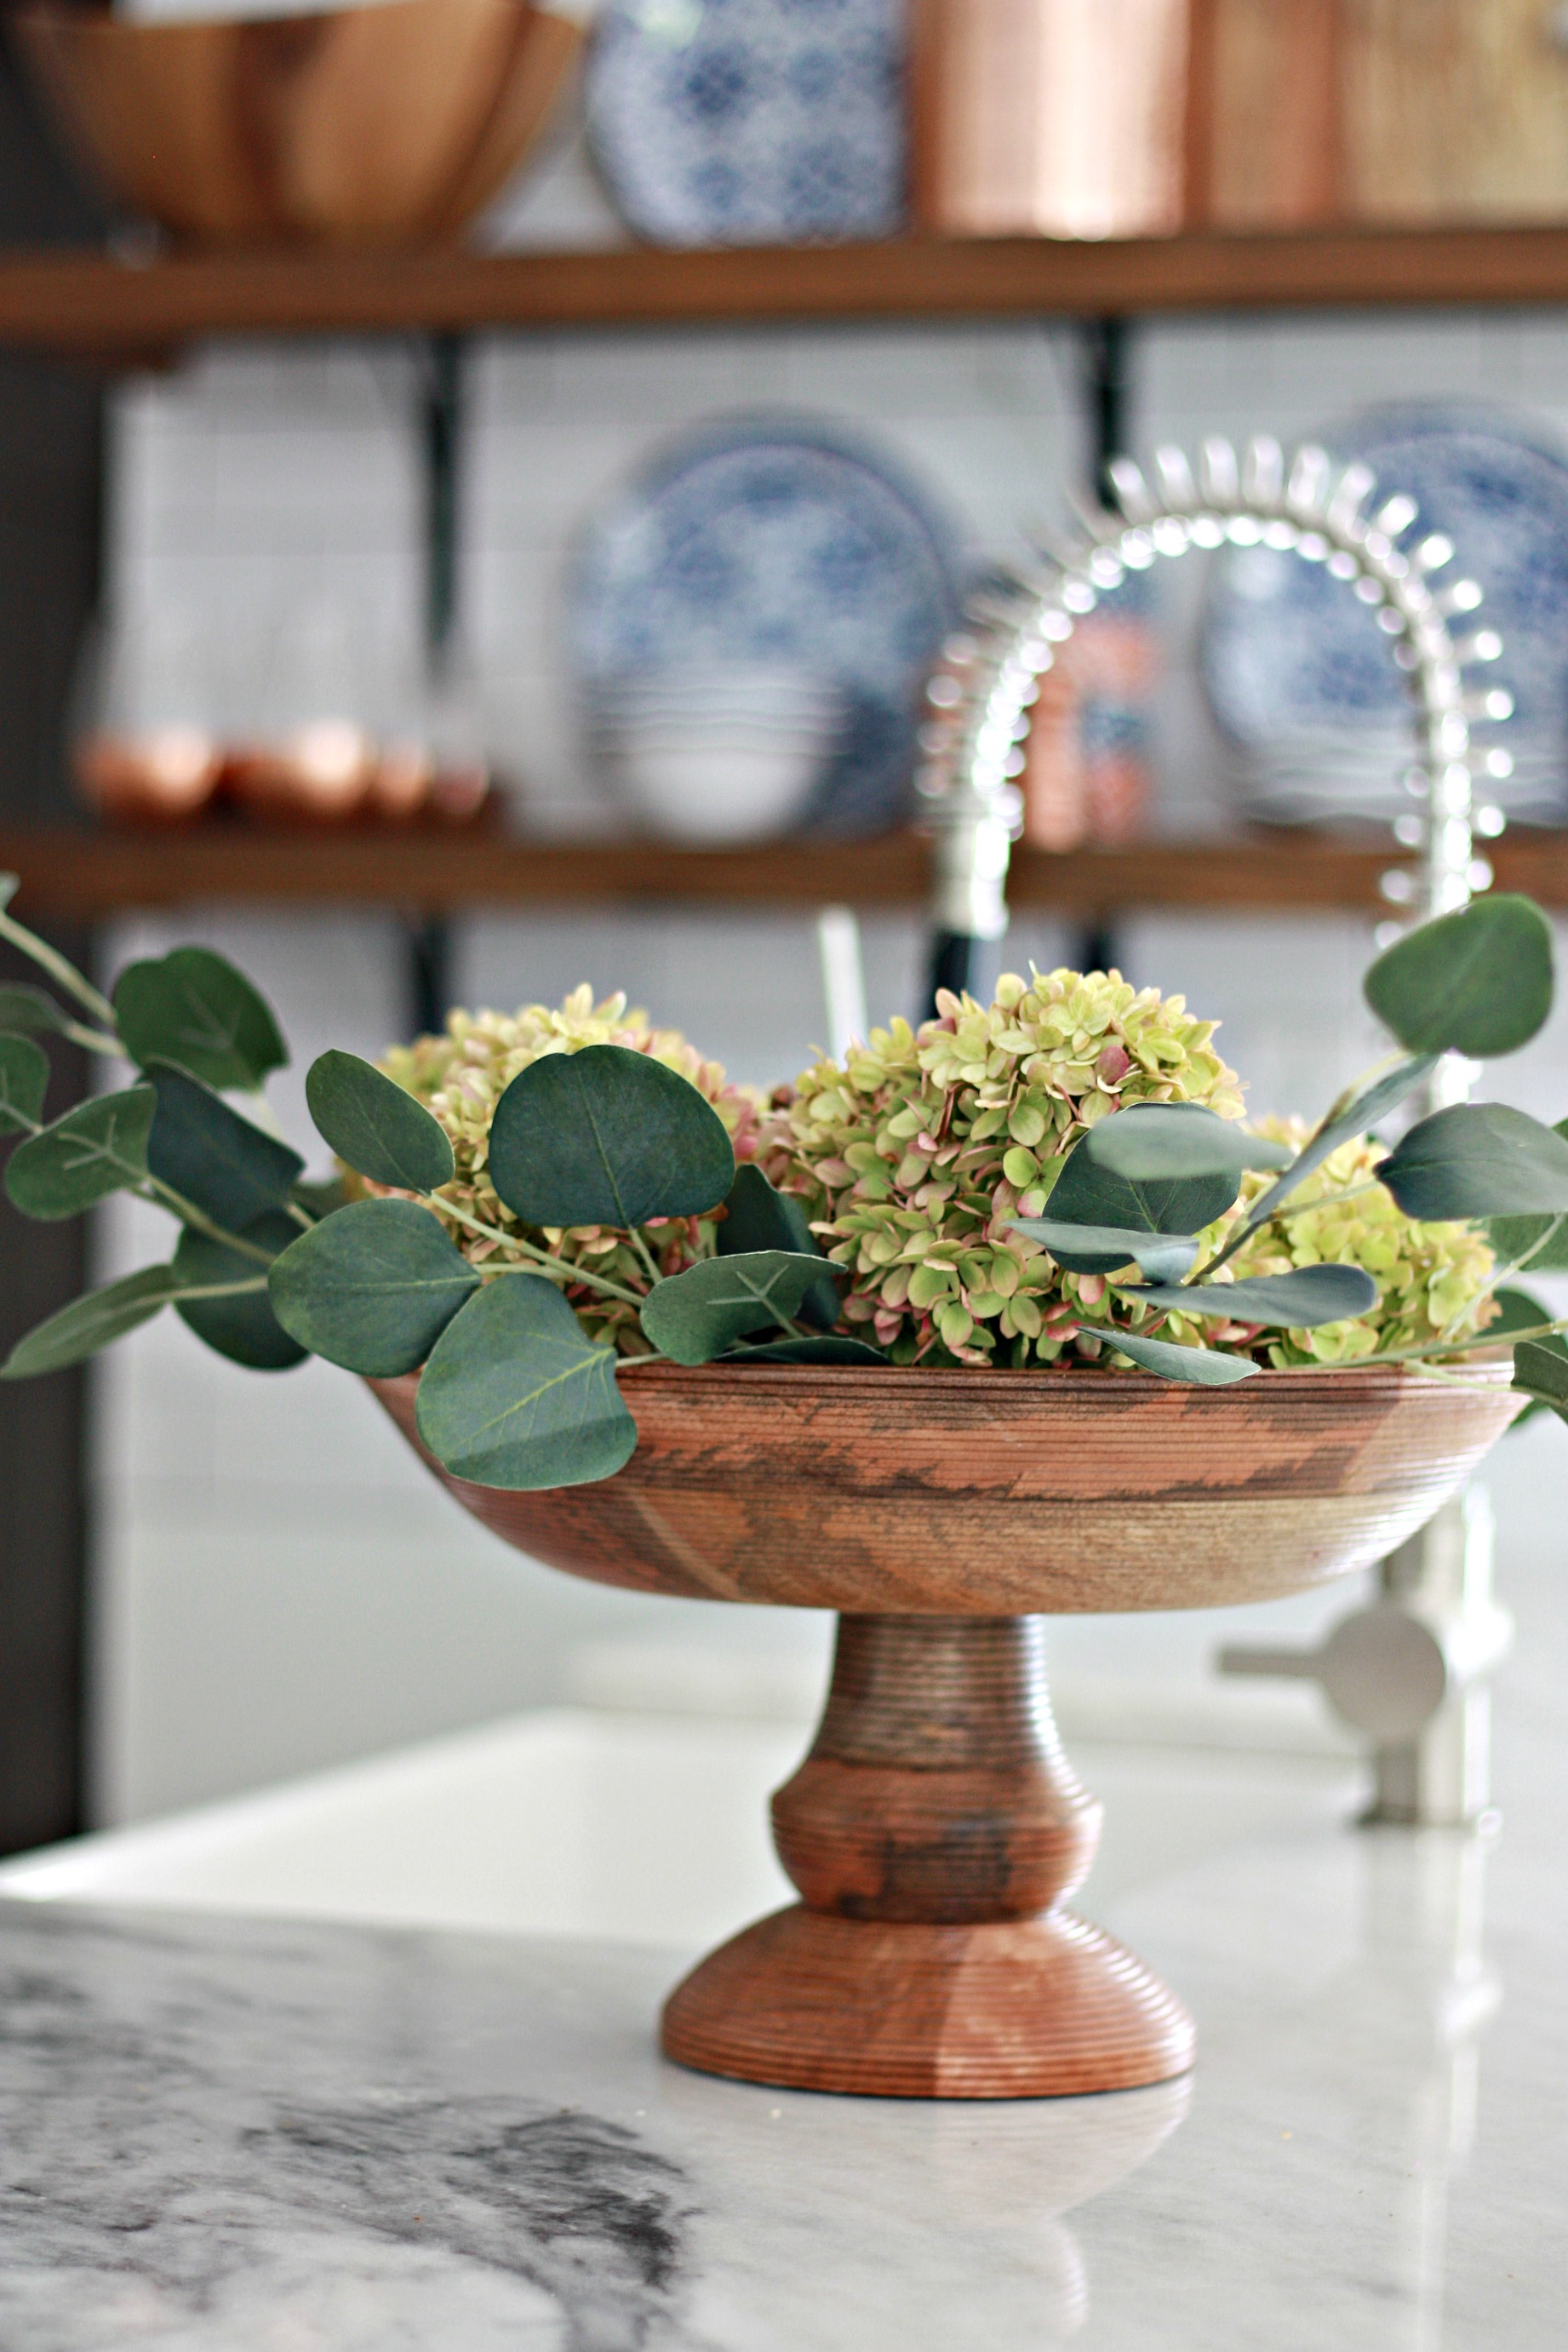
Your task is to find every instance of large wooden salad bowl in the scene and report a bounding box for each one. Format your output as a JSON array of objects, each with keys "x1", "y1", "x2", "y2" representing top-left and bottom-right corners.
[
  {"x1": 14, "y1": 0, "x2": 579, "y2": 247},
  {"x1": 373, "y1": 1360, "x2": 1520, "y2": 2098}
]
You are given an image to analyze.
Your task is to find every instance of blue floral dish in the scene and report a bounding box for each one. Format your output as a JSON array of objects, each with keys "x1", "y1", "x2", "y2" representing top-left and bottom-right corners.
[
  {"x1": 585, "y1": 0, "x2": 905, "y2": 247},
  {"x1": 570, "y1": 412, "x2": 964, "y2": 833},
  {"x1": 1201, "y1": 400, "x2": 1568, "y2": 826}
]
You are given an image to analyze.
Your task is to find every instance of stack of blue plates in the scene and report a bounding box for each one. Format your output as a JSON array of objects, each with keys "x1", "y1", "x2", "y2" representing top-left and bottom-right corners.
[
  {"x1": 1201, "y1": 401, "x2": 1568, "y2": 827},
  {"x1": 571, "y1": 414, "x2": 964, "y2": 836}
]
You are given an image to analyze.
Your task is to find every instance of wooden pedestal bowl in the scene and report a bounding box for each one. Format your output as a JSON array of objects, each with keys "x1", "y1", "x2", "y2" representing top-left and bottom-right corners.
[
  {"x1": 14, "y1": 0, "x2": 580, "y2": 246},
  {"x1": 371, "y1": 1359, "x2": 1520, "y2": 2099}
]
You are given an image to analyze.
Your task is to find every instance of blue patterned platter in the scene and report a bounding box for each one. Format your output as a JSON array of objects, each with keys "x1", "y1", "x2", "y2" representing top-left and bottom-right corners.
[
  {"x1": 585, "y1": 0, "x2": 905, "y2": 247},
  {"x1": 570, "y1": 413, "x2": 964, "y2": 833},
  {"x1": 1200, "y1": 401, "x2": 1568, "y2": 825}
]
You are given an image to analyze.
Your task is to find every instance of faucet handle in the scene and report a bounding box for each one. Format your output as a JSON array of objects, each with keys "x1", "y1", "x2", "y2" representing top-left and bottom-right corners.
[
  {"x1": 1220, "y1": 1605, "x2": 1456, "y2": 1744},
  {"x1": 1218, "y1": 1486, "x2": 1514, "y2": 1828}
]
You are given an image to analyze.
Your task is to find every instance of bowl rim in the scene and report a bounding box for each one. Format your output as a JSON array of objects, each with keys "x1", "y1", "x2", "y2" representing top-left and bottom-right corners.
[{"x1": 609, "y1": 1356, "x2": 1515, "y2": 1397}]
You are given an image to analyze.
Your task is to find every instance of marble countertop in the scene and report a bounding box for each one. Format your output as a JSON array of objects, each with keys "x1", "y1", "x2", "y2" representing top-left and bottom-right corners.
[{"x1": 3, "y1": 1680, "x2": 1565, "y2": 2349}]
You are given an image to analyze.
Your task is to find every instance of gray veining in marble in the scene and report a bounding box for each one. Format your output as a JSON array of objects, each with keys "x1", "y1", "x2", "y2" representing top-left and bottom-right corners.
[{"x1": 3, "y1": 1679, "x2": 1566, "y2": 2349}]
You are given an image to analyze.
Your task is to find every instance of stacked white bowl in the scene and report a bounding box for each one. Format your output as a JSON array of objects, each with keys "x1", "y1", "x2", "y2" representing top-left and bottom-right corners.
[{"x1": 591, "y1": 663, "x2": 844, "y2": 841}]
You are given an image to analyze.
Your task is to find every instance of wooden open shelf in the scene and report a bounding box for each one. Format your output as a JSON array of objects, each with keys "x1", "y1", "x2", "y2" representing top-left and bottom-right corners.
[
  {"x1": 8, "y1": 224, "x2": 1568, "y2": 363},
  {"x1": 5, "y1": 825, "x2": 1567, "y2": 921}
]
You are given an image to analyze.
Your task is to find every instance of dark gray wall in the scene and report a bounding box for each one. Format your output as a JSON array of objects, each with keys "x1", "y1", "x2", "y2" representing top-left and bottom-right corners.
[{"x1": 0, "y1": 40, "x2": 106, "y2": 1853}]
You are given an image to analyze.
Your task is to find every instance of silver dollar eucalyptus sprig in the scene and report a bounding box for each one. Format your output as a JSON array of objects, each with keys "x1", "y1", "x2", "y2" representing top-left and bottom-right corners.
[{"x1": 2, "y1": 873, "x2": 1567, "y2": 1489}]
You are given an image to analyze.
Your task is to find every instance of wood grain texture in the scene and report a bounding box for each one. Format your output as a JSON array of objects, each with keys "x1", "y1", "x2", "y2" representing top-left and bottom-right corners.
[
  {"x1": 7, "y1": 825, "x2": 1568, "y2": 920},
  {"x1": 370, "y1": 1360, "x2": 1521, "y2": 1617},
  {"x1": 662, "y1": 1616, "x2": 1191, "y2": 2097},
  {"x1": 12, "y1": 0, "x2": 578, "y2": 246},
  {"x1": 1342, "y1": 0, "x2": 1568, "y2": 227},
  {"x1": 373, "y1": 1361, "x2": 1515, "y2": 2096},
  {"x1": 771, "y1": 1617, "x2": 1100, "y2": 1923},
  {"x1": 8, "y1": 225, "x2": 1568, "y2": 363},
  {"x1": 661, "y1": 1908, "x2": 1194, "y2": 2097},
  {"x1": 1194, "y1": 0, "x2": 1341, "y2": 229}
]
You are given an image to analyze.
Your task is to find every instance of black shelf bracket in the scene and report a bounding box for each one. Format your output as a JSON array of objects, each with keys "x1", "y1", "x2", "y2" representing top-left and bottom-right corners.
[
  {"x1": 405, "y1": 329, "x2": 466, "y2": 1040},
  {"x1": 1074, "y1": 315, "x2": 1134, "y2": 981}
]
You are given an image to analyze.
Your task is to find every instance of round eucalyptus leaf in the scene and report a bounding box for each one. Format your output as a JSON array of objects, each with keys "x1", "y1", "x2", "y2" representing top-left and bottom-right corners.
[
  {"x1": 1084, "y1": 1104, "x2": 1291, "y2": 1182},
  {"x1": 1115, "y1": 1263, "x2": 1379, "y2": 1328},
  {"x1": 173, "y1": 1211, "x2": 306, "y2": 1371},
  {"x1": 1, "y1": 1262, "x2": 181, "y2": 1378},
  {"x1": 1511, "y1": 1324, "x2": 1568, "y2": 1428},
  {"x1": 725, "y1": 1335, "x2": 886, "y2": 1364},
  {"x1": 1378, "y1": 1102, "x2": 1568, "y2": 1221},
  {"x1": 1492, "y1": 1211, "x2": 1568, "y2": 1273},
  {"x1": 267, "y1": 1197, "x2": 479, "y2": 1376},
  {"x1": 146, "y1": 1060, "x2": 304, "y2": 1228},
  {"x1": 1364, "y1": 895, "x2": 1554, "y2": 1058},
  {"x1": 640, "y1": 1250, "x2": 838, "y2": 1365},
  {"x1": 113, "y1": 947, "x2": 288, "y2": 1090},
  {"x1": 1010, "y1": 1218, "x2": 1199, "y2": 1280},
  {"x1": 415, "y1": 1275, "x2": 636, "y2": 1491},
  {"x1": 0, "y1": 984, "x2": 71, "y2": 1039},
  {"x1": 1484, "y1": 1120, "x2": 1568, "y2": 1272},
  {"x1": 305, "y1": 1050, "x2": 455, "y2": 1193},
  {"x1": 5, "y1": 1084, "x2": 156, "y2": 1219},
  {"x1": 1099, "y1": 1329, "x2": 1259, "y2": 1384},
  {"x1": 1487, "y1": 1211, "x2": 1568, "y2": 1274},
  {"x1": 0, "y1": 1031, "x2": 49, "y2": 1135},
  {"x1": 1047, "y1": 1129, "x2": 1239, "y2": 1241},
  {"x1": 488, "y1": 1044, "x2": 735, "y2": 1232},
  {"x1": 1513, "y1": 1334, "x2": 1568, "y2": 1422},
  {"x1": 718, "y1": 1164, "x2": 838, "y2": 1326}
]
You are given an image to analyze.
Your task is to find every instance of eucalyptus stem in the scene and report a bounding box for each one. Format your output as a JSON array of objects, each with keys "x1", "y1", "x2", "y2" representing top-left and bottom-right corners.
[
  {"x1": 3, "y1": 1083, "x2": 277, "y2": 1269},
  {"x1": 1269, "y1": 1316, "x2": 1567, "y2": 1374},
  {"x1": 175, "y1": 1277, "x2": 269, "y2": 1300},
  {"x1": 432, "y1": 1194, "x2": 648, "y2": 1308},
  {"x1": 1485, "y1": 1212, "x2": 1567, "y2": 1298},
  {"x1": 61, "y1": 1021, "x2": 124, "y2": 1058},
  {"x1": 1187, "y1": 1178, "x2": 1388, "y2": 1285},
  {"x1": 629, "y1": 1228, "x2": 663, "y2": 1289},
  {"x1": 0, "y1": 904, "x2": 117, "y2": 1030},
  {"x1": 1272, "y1": 1179, "x2": 1382, "y2": 1222},
  {"x1": 138, "y1": 1178, "x2": 276, "y2": 1266},
  {"x1": 1193, "y1": 1050, "x2": 1415, "y2": 1281},
  {"x1": 1429, "y1": 1210, "x2": 1568, "y2": 1353},
  {"x1": 1062, "y1": 1310, "x2": 1565, "y2": 1383}
]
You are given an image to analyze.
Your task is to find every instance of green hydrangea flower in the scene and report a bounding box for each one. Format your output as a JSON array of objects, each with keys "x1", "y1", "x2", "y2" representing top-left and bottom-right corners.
[
  {"x1": 758, "y1": 968, "x2": 1245, "y2": 1366},
  {"x1": 373, "y1": 986, "x2": 760, "y2": 1353},
  {"x1": 1178, "y1": 1119, "x2": 1498, "y2": 1369}
]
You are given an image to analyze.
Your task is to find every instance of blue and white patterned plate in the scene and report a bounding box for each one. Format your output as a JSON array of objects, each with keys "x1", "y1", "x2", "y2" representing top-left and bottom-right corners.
[
  {"x1": 1200, "y1": 401, "x2": 1568, "y2": 825},
  {"x1": 570, "y1": 412, "x2": 964, "y2": 833},
  {"x1": 585, "y1": 0, "x2": 905, "y2": 247}
]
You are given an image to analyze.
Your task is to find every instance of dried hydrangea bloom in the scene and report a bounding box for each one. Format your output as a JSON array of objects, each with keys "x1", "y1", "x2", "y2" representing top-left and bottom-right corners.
[
  {"x1": 374, "y1": 985, "x2": 760, "y2": 1353},
  {"x1": 1182, "y1": 1119, "x2": 1498, "y2": 1371},
  {"x1": 758, "y1": 967, "x2": 1245, "y2": 1367}
]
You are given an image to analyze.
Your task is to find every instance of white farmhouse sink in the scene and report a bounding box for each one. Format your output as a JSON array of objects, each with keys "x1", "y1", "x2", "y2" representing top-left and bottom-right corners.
[{"x1": 0, "y1": 1705, "x2": 1356, "y2": 1949}]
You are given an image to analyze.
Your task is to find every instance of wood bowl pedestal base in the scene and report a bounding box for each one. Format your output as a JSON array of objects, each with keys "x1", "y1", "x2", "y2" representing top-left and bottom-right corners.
[
  {"x1": 661, "y1": 1615, "x2": 1194, "y2": 2099},
  {"x1": 370, "y1": 1359, "x2": 1522, "y2": 2099}
]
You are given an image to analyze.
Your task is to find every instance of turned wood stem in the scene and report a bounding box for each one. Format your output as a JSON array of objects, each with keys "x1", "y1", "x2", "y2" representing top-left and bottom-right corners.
[{"x1": 772, "y1": 1616, "x2": 1102, "y2": 1925}]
